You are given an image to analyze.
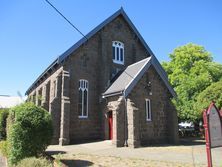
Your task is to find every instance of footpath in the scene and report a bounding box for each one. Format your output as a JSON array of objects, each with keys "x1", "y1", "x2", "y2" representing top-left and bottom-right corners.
[
  {"x1": 47, "y1": 138, "x2": 222, "y2": 167},
  {"x1": 0, "y1": 154, "x2": 6, "y2": 167}
]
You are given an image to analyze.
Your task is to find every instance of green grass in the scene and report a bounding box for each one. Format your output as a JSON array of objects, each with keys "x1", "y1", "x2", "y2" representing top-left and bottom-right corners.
[{"x1": 16, "y1": 157, "x2": 53, "y2": 167}]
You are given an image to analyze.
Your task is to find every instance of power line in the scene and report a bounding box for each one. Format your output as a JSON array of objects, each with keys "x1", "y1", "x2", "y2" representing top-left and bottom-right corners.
[{"x1": 44, "y1": 0, "x2": 88, "y2": 40}]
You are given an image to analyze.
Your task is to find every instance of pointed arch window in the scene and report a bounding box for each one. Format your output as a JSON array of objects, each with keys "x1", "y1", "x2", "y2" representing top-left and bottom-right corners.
[
  {"x1": 112, "y1": 41, "x2": 124, "y2": 65},
  {"x1": 78, "y1": 79, "x2": 88, "y2": 118}
]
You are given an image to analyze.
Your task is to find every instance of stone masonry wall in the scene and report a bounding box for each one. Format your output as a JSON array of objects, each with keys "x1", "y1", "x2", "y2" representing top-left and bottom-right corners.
[
  {"x1": 127, "y1": 99, "x2": 140, "y2": 148},
  {"x1": 166, "y1": 99, "x2": 179, "y2": 144},
  {"x1": 107, "y1": 96, "x2": 125, "y2": 147},
  {"x1": 128, "y1": 66, "x2": 172, "y2": 145},
  {"x1": 49, "y1": 73, "x2": 62, "y2": 144}
]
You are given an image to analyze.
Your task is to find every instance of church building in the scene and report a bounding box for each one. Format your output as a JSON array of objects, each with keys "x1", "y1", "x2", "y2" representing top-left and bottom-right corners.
[{"x1": 26, "y1": 8, "x2": 179, "y2": 147}]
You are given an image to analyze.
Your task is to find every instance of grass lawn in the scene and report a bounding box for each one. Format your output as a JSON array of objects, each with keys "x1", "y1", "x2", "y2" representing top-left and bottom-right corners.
[{"x1": 54, "y1": 153, "x2": 206, "y2": 167}]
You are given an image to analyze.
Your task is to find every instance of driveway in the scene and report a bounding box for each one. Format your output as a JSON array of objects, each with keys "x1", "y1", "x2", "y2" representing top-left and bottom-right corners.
[{"x1": 47, "y1": 138, "x2": 222, "y2": 167}]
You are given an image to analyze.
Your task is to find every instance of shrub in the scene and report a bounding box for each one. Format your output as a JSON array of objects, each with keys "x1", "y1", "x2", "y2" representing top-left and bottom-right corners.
[
  {"x1": 0, "y1": 109, "x2": 9, "y2": 140},
  {"x1": 16, "y1": 157, "x2": 53, "y2": 167},
  {"x1": 8, "y1": 102, "x2": 53, "y2": 165},
  {"x1": 0, "y1": 140, "x2": 8, "y2": 156},
  {"x1": 6, "y1": 109, "x2": 15, "y2": 138}
]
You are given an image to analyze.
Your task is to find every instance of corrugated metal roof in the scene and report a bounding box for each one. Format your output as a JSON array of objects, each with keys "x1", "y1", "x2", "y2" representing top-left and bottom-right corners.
[
  {"x1": 26, "y1": 7, "x2": 168, "y2": 95},
  {"x1": 103, "y1": 57, "x2": 151, "y2": 97},
  {"x1": 102, "y1": 56, "x2": 176, "y2": 98}
]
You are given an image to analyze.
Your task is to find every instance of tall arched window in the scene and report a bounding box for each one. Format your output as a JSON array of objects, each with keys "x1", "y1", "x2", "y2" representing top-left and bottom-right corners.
[
  {"x1": 78, "y1": 79, "x2": 88, "y2": 118},
  {"x1": 112, "y1": 41, "x2": 124, "y2": 65}
]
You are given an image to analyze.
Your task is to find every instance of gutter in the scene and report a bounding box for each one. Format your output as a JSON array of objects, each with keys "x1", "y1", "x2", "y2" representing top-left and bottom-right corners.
[{"x1": 102, "y1": 90, "x2": 123, "y2": 98}]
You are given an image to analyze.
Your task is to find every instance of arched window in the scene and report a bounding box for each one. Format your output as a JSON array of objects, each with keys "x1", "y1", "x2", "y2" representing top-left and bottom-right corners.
[
  {"x1": 112, "y1": 41, "x2": 124, "y2": 64},
  {"x1": 78, "y1": 79, "x2": 88, "y2": 118}
]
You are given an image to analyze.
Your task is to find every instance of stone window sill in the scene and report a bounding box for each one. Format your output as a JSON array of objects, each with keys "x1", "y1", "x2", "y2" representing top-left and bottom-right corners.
[
  {"x1": 78, "y1": 116, "x2": 88, "y2": 119},
  {"x1": 113, "y1": 60, "x2": 124, "y2": 65}
]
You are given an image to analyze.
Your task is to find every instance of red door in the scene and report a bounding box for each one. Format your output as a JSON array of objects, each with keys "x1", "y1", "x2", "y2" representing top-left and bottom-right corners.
[{"x1": 108, "y1": 111, "x2": 113, "y2": 140}]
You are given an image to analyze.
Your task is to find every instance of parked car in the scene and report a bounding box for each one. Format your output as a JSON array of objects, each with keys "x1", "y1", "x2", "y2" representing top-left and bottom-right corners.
[{"x1": 178, "y1": 122, "x2": 197, "y2": 137}]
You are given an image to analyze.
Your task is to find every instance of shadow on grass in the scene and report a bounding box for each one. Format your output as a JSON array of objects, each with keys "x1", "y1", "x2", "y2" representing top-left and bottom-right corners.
[
  {"x1": 179, "y1": 137, "x2": 205, "y2": 146},
  {"x1": 60, "y1": 159, "x2": 94, "y2": 167},
  {"x1": 45, "y1": 151, "x2": 93, "y2": 166}
]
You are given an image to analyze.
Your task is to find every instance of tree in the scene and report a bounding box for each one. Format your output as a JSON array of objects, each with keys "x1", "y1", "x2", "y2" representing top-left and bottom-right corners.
[
  {"x1": 162, "y1": 43, "x2": 222, "y2": 122},
  {"x1": 195, "y1": 80, "x2": 222, "y2": 115}
]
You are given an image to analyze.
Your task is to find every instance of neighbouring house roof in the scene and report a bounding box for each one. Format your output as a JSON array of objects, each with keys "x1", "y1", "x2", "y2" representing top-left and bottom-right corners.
[
  {"x1": 102, "y1": 56, "x2": 176, "y2": 98},
  {"x1": 0, "y1": 95, "x2": 24, "y2": 108},
  {"x1": 25, "y1": 7, "x2": 167, "y2": 95}
]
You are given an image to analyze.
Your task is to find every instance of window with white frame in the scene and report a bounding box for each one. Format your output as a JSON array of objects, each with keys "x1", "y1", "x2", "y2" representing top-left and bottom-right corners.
[
  {"x1": 145, "y1": 99, "x2": 152, "y2": 121},
  {"x1": 112, "y1": 41, "x2": 124, "y2": 64},
  {"x1": 78, "y1": 79, "x2": 88, "y2": 118}
]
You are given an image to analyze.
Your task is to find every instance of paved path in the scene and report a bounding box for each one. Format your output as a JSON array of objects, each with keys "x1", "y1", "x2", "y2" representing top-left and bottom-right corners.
[
  {"x1": 0, "y1": 155, "x2": 6, "y2": 167},
  {"x1": 47, "y1": 139, "x2": 222, "y2": 167}
]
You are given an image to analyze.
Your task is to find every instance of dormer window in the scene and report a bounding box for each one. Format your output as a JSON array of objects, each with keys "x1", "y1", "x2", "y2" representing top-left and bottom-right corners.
[{"x1": 112, "y1": 41, "x2": 124, "y2": 65}]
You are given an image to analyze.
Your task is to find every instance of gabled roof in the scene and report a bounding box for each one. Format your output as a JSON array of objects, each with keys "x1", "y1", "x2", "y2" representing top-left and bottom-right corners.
[
  {"x1": 102, "y1": 56, "x2": 176, "y2": 98},
  {"x1": 57, "y1": 7, "x2": 154, "y2": 63},
  {"x1": 26, "y1": 7, "x2": 167, "y2": 95}
]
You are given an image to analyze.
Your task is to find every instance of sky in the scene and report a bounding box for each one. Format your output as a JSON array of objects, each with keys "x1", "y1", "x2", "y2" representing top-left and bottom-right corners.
[{"x1": 0, "y1": 0, "x2": 222, "y2": 96}]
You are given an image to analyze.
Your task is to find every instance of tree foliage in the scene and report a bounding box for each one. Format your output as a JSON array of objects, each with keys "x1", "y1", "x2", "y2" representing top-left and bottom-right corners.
[
  {"x1": 195, "y1": 80, "x2": 222, "y2": 115},
  {"x1": 162, "y1": 43, "x2": 222, "y2": 121},
  {"x1": 0, "y1": 140, "x2": 8, "y2": 157},
  {"x1": 0, "y1": 109, "x2": 9, "y2": 140},
  {"x1": 8, "y1": 102, "x2": 53, "y2": 165}
]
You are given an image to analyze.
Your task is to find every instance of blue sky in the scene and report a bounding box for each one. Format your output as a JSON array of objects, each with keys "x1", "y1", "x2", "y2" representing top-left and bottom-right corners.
[{"x1": 1, "y1": 0, "x2": 222, "y2": 96}]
